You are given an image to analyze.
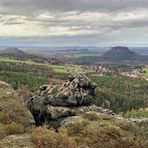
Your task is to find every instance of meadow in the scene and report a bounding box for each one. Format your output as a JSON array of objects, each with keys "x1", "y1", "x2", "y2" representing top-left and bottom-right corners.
[
  {"x1": 0, "y1": 60, "x2": 68, "y2": 91},
  {"x1": 143, "y1": 68, "x2": 148, "y2": 76},
  {"x1": 74, "y1": 53, "x2": 101, "y2": 58},
  {"x1": 124, "y1": 109, "x2": 148, "y2": 118},
  {"x1": 0, "y1": 58, "x2": 68, "y2": 74}
]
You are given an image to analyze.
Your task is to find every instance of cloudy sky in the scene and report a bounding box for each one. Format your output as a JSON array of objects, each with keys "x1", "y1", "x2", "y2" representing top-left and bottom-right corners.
[{"x1": 0, "y1": 0, "x2": 148, "y2": 47}]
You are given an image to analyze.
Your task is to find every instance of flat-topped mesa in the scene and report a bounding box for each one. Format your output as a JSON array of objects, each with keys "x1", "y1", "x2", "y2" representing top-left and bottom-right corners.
[{"x1": 32, "y1": 74, "x2": 97, "y2": 107}]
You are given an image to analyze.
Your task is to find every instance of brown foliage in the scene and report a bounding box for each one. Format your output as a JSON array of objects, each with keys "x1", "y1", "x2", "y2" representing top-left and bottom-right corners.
[
  {"x1": 5, "y1": 122, "x2": 25, "y2": 135},
  {"x1": 31, "y1": 126, "x2": 77, "y2": 148}
]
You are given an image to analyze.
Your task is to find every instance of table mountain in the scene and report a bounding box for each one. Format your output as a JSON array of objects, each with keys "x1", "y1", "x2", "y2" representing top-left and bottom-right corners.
[{"x1": 103, "y1": 46, "x2": 138, "y2": 61}]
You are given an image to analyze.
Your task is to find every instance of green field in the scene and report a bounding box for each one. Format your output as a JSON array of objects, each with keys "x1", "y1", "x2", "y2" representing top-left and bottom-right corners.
[
  {"x1": 0, "y1": 58, "x2": 84, "y2": 91},
  {"x1": 0, "y1": 60, "x2": 69, "y2": 91},
  {"x1": 0, "y1": 58, "x2": 68, "y2": 74},
  {"x1": 74, "y1": 53, "x2": 101, "y2": 58},
  {"x1": 124, "y1": 110, "x2": 148, "y2": 118},
  {"x1": 143, "y1": 68, "x2": 148, "y2": 76}
]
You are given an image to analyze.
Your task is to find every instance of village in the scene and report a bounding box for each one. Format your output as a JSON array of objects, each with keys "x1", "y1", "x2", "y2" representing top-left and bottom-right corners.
[{"x1": 69, "y1": 64, "x2": 148, "y2": 81}]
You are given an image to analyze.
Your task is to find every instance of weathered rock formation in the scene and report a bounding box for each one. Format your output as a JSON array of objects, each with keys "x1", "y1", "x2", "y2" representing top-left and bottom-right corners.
[{"x1": 27, "y1": 74, "x2": 113, "y2": 128}]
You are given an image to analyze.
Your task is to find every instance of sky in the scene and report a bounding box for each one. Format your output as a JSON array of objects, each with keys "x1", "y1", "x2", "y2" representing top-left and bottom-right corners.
[{"x1": 0, "y1": 0, "x2": 148, "y2": 47}]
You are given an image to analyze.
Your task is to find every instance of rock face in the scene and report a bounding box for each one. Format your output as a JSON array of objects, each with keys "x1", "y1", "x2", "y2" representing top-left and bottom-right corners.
[
  {"x1": 27, "y1": 74, "x2": 112, "y2": 128},
  {"x1": 0, "y1": 81, "x2": 34, "y2": 126},
  {"x1": 40, "y1": 74, "x2": 97, "y2": 106}
]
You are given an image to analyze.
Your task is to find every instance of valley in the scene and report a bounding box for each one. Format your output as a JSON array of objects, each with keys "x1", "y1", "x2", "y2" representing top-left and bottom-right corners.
[
  {"x1": 1, "y1": 1, "x2": 148, "y2": 147},
  {"x1": 0, "y1": 46, "x2": 147, "y2": 112},
  {"x1": 0, "y1": 46, "x2": 148, "y2": 148}
]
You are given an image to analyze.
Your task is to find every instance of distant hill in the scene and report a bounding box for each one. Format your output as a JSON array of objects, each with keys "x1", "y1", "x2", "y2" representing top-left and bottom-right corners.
[
  {"x1": 103, "y1": 46, "x2": 138, "y2": 61},
  {"x1": 76, "y1": 46, "x2": 148, "y2": 65},
  {"x1": 0, "y1": 48, "x2": 27, "y2": 57},
  {"x1": 0, "y1": 48, "x2": 64, "y2": 65}
]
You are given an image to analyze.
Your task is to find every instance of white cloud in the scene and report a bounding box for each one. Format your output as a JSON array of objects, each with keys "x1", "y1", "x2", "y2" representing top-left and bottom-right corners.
[
  {"x1": 0, "y1": 9, "x2": 148, "y2": 37},
  {"x1": 0, "y1": 0, "x2": 148, "y2": 45}
]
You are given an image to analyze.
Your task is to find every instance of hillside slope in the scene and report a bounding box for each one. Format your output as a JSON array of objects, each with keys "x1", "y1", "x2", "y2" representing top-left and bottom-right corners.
[
  {"x1": 0, "y1": 78, "x2": 148, "y2": 147},
  {"x1": 0, "y1": 81, "x2": 34, "y2": 140},
  {"x1": 0, "y1": 48, "x2": 27, "y2": 57}
]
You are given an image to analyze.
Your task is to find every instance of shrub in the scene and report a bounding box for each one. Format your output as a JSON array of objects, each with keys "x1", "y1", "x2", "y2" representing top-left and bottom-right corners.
[
  {"x1": 31, "y1": 126, "x2": 77, "y2": 148},
  {"x1": 67, "y1": 120, "x2": 141, "y2": 148},
  {"x1": 5, "y1": 122, "x2": 25, "y2": 135},
  {"x1": 0, "y1": 130, "x2": 6, "y2": 140},
  {"x1": 0, "y1": 112, "x2": 9, "y2": 123},
  {"x1": 67, "y1": 120, "x2": 89, "y2": 136},
  {"x1": 82, "y1": 113, "x2": 99, "y2": 121},
  {"x1": 124, "y1": 110, "x2": 148, "y2": 118},
  {"x1": 115, "y1": 120, "x2": 137, "y2": 133},
  {"x1": 0, "y1": 123, "x2": 6, "y2": 140}
]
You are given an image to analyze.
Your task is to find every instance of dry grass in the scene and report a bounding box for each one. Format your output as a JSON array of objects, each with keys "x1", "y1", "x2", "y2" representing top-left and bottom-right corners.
[
  {"x1": 31, "y1": 126, "x2": 77, "y2": 148},
  {"x1": 5, "y1": 122, "x2": 25, "y2": 135}
]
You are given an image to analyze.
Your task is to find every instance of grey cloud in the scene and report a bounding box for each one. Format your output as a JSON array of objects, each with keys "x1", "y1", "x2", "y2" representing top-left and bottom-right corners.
[
  {"x1": 3, "y1": 21, "x2": 24, "y2": 25},
  {"x1": 1, "y1": 0, "x2": 148, "y2": 15},
  {"x1": 1, "y1": 0, "x2": 148, "y2": 32},
  {"x1": 0, "y1": 0, "x2": 148, "y2": 46}
]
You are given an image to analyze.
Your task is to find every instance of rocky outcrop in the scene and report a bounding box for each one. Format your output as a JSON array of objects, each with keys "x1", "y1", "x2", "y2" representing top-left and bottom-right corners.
[
  {"x1": 128, "y1": 118, "x2": 148, "y2": 126},
  {"x1": 0, "y1": 134, "x2": 33, "y2": 148},
  {"x1": 39, "y1": 74, "x2": 97, "y2": 106},
  {"x1": 61, "y1": 111, "x2": 114, "y2": 128},
  {"x1": 0, "y1": 81, "x2": 35, "y2": 126},
  {"x1": 27, "y1": 74, "x2": 113, "y2": 128}
]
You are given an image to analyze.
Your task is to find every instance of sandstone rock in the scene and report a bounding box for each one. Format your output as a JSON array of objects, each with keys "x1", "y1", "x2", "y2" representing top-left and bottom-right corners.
[
  {"x1": 0, "y1": 81, "x2": 35, "y2": 126},
  {"x1": 45, "y1": 105, "x2": 113, "y2": 121},
  {"x1": 30, "y1": 74, "x2": 97, "y2": 107},
  {"x1": 27, "y1": 74, "x2": 113, "y2": 128},
  {"x1": 128, "y1": 118, "x2": 148, "y2": 126},
  {"x1": 61, "y1": 112, "x2": 113, "y2": 128},
  {"x1": 0, "y1": 134, "x2": 33, "y2": 148},
  {"x1": 61, "y1": 116, "x2": 84, "y2": 127}
]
